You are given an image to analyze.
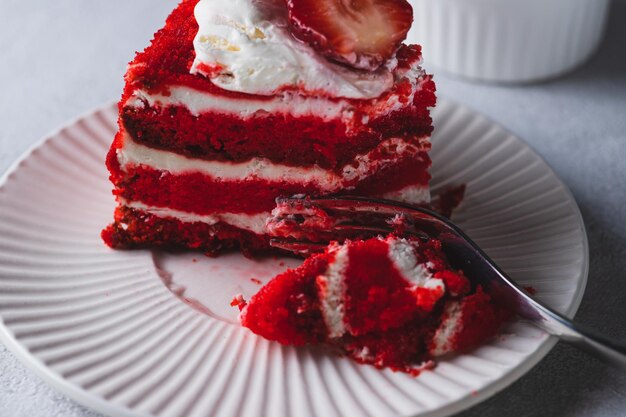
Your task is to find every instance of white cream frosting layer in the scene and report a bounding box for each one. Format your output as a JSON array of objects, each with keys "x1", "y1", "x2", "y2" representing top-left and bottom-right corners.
[
  {"x1": 191, "y1": 0, "x2": 395, "y2": 99},
  {"x1": 128, "y1": 87, "x2": 356, "y2": 121},
  {"x1": 127, "y1": 70, "x2": 424, "y2": 125},
  {"x1": 121, "y1": 200, "x2": 269, "y2": 235},
  {"x1": 117, "y1": 133, "x2": 430, "y2": 196},
  {"x1": 429, "y1": 301, "x2": 464, "y2": 357},
  {"x1": 316, "y1": 244, "x2": 350, "y2": 339},
  {"x1": 388, "y1": 239, "x2": 444, "y2": 293},
  {"x1": 382, "y1": 185, "x2": 432, "y2": 205}
]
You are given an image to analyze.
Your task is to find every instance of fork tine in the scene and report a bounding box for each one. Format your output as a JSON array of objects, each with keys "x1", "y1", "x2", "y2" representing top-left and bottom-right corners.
[
  {"x1": 309, "y1": 196, "x2": 451, "y2": 230},
  {"x1": 269, "y1": 195, "x2": 451, "y2": 254},
  {"x1": 310, "y1": 196, "x2": 405, "y2": 215},
  {"x1": 333, "y1": 224, "x2": 393, "y2": 235},
  {"x1": 270, "y1": 239, "x2": 327, "y2": 255},
  {"x1": 334, "y1": 224, "x2": 431, "y2": 241},
  {"x1": 302, "y1": 196, "x2": 444, "y2": 224}
]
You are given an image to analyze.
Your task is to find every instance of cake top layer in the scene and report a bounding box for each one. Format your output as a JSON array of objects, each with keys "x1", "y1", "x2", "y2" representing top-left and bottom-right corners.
[
  {"x1": 124, "y1": 0, "x2": 428, "y2": 106},
  {"x1": 191, "y1": 0, "x2": 396, "y2": 98}
]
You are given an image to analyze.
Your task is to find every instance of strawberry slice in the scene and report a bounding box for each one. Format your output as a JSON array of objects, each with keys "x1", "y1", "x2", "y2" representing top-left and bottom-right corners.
[{"x1": 286, "y1": 0, "x2": 413, "y2": 71}]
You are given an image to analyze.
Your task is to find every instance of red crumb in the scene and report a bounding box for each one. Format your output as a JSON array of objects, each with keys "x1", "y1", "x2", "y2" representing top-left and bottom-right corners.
[
  {"x1": 434, "y1": 270, "x2": 470, "y2": 297},
  {"x1": 240, "y1": 256, "x2": 330, "y2": 346},
  {"x1": 230, "y1": 294, "x2": 248, "y2": 311},
  {"x1": 433, "y1": 184, "x2": 467, "y2": 218},
  {"x1": 251, "y1": 278, "x2": 262, "y2": 285},
  {"x1": 192, "y1": 258, "x2": 198, "y2": 263},
  {"x1": 194, "y1": 61, "x2": 224, "y2": 77}
]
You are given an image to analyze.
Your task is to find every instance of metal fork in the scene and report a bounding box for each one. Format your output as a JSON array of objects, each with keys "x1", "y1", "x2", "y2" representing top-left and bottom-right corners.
[{"x1": 269, "y1": 195, "x2": 626, "y2": 369}]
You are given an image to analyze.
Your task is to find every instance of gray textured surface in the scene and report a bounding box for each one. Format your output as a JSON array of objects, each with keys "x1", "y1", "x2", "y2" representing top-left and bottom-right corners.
[{"x1": 0, "y1": 1, "x2": 625, "y2": 416}]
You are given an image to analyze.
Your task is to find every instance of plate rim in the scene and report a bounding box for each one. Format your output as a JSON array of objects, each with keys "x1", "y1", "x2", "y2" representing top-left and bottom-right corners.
[{"x1": 0, "y1": 98, "x2": 589, "y2": 417}]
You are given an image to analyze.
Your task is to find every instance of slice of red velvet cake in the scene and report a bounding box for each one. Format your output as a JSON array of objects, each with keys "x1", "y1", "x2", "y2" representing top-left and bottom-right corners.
[
  {"x1": 241, "y1": 236, "x2": 510, "y2": 373},
  {"x1": 102, "y1": 0, "x2": 436, "y2": 255}
]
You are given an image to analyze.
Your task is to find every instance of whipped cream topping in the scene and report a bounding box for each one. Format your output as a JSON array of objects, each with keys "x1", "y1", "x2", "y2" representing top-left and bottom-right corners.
[{"x1": 191, "y1": 0, "x2": 395, "y2": 99}]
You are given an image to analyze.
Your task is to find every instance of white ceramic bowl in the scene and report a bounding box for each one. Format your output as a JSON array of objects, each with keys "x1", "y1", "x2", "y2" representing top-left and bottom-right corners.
[{"x1": 408, "y1": 0, "x2": 611, "y2": 83}]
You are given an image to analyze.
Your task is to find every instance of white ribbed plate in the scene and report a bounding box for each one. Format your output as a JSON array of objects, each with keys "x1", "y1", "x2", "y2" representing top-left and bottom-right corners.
[{"x1": 0, "y1": 99, "x2": 588, "y2": 417}]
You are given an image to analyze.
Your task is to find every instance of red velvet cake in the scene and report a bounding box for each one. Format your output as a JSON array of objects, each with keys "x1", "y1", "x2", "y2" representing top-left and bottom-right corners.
[
  {"x1": 102, "y1": 0, "x2": 436, "y2": 255},
  {"x1": 241, "y1": 236, "x2": 510, "y2": 373}
]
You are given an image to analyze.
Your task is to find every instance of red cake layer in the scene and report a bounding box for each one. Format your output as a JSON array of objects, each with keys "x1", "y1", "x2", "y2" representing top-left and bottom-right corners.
[
  {"x1": 110, "y1": 155, "x2": 429, "y2": 216},
  {"x1": 102, "y1": 206, "x2": 271, "y2": 257},
  {"x1": 121, "y1": 97, "x2": 434, "y2": 169},
  {"x1": 339, "y1": 238, "x2": 432, "y2": 336},
  {"x1": 241, "y1": 236, "x2": 511, "y2": 373},
  {"x1": 239, "y1": 255, "x2": 330, "y2": 346},
  {"x1": 118, "y1": 0, "x2": 436, "y2": 169}
]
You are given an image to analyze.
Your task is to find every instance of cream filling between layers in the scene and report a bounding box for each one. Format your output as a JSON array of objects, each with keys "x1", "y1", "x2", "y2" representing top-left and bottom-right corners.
[
  {"x1": 316, "y1": 244, "x2": 350, "y2": 339},
  {"x1": 117, "y1": 133, "x2": 430, "y2": 195},
  {"x1": 126, "y1": 71, "x2": 425, "y2": 126},
  {"x1": 382, "y1": 185, "x2": 431, "y2": 205},
  {"x1": 429, "y1": 301, "x2": 464, "y2": 357},
  {"x1": 387, "y1": 238, "x2": 444, "y2": 293},
  {"x1": 128, "y1": 87, "x2": 360, "y2": 121},
  {"x1": 121, "y1": 200, "x2": 270, "y2": 235}
]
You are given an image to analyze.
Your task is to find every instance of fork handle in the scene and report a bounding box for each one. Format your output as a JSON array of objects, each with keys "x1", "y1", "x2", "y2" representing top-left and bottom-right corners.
[
  {"x1": 567, "y1": 330, "x2": 626, "y2": 369},
  {"x1": 529, "y1": 303, "x2": 626, "y2": 369},
  {"x1": 440, "y1": 232, "x2": 626, "y2": 370}
]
